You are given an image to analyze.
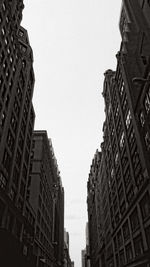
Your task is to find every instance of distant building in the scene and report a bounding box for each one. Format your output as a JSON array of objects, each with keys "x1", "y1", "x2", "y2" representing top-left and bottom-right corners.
[
  {"x1": 87, "y1": 1, "x2": 150, "y2": 267},
  {"x1": 64, "y1": 229, "x2": 72, "y2": 267},
  {"x1": 29, "y1": 130, "x2": 64, "y2": 267},
  {"x1": 81, "y1": 223, "x2": 91, "y2": 267},
  {"x1": 0, "y1": 1, "x2": 35, "y2": 266},
  {"x1": 81, "y1": 249, "x2": 86, "y2": 267}
]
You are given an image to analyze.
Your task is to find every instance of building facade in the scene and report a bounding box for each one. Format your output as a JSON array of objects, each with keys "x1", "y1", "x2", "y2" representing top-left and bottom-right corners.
[
  {"x1": 87, "y1": 1, "x2": 150, "y2": 267},
  {"x1": 0, "y1": 1, "x2": 35, "y2": 266},
  {"x1": 29, "y1": 131, "x2": 64, "y2": 267},
  {"x1": 64, "y1": 229, "x2": 72, "y2": 267}
]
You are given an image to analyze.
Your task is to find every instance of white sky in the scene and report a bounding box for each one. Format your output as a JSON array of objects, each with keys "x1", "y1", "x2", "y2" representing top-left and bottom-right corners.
[{"x1": 22, "y1": 1, "x2": 121, "y2": 266}]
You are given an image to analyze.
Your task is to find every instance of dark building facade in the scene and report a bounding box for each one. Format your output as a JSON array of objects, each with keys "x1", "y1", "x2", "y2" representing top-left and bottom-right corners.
[
  {"x1": 64, "y1": 229, "x2": 72, "y2": 267},
  {"x1": 87, "y1": 1, "x2": 150, "y2": 267},
  {"x1": 29, "y1": 131, "x2": 64, "y2": 267},
  {"x1": 0, "y1": 0, "x2": 35, "y2": 266}
]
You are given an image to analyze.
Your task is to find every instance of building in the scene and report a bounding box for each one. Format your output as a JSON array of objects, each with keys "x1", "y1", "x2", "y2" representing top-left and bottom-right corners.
[
  {"x1": 87, "y1": 151, "x2": 102, "y2": 267},
  {"x1": 29, "y1": 130, "x2": 64, "y2": 267},
  {"x1": 82, "y1": 250, "x2": 86, "y2": 267},
  {"x1": 81, "y1": 223, "x2": 91, "y2": 267},
  {"x1": 87, "y1": 1, "x2": 150, "y2": 267},
  {"x1": 0, "y1": 1, "x2": 35, "y2": 266},
  {"x1": 64, "y1": 229, "x2": 72, "y2": 267}
]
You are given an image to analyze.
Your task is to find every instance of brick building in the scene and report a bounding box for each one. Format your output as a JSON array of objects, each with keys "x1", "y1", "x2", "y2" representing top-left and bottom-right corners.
[
  {"x1": 0, "y1": 0, "x2": 35, "y2": 266},
  {"x1": 87, "y1": 1, "x2": 150, "y2": 266},
  {"x1": 29, "y1": 131, "x2": 64, "y2": 267}
]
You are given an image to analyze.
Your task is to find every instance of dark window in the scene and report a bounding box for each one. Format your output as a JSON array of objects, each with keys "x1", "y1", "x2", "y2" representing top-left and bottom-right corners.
[
  {"x1": 144, "y1": 94, "x2": 150, "y2": 113},
  {"x1": 134, "y1": 235, "x2": 143, "y2": 257},
  {"x1": 140, "y1": 192, "x2": 150, "y2": 220},
  {"x1": 145, "y1": 132, "x2": 150, "y2": 150},
  {"x1": 120, "y1": 132, "x2": 125, "y2": 149},
  {"x1": 20, "y1": 180, "x2": 25, "y2": 198},
  {"x1": 127, "y1": 185, "x2": 134, "y2": 203},
  {"x1": 119, "y1": 250, "x2": 125, "y2": 267},
  {"x1": 126, "y1": 243, "x2": 133, "y2": 263},
  {"x1": 7, "y1": 130, "x2": 14, "y2": 152},
  {"x1": 0, "y1": 172, "x2": 7, "y2": 189},
  {"x1": 125, "y1": 110, "x2": 131, "y2": 129},
  {"x1": 130, "y1": 208, "x2": 140, "y2": 232},
  {"x1": 13, "y1": 167, "x2": 19, "y2": 187},
  {"x1": 9, "y1": 188, "x2": 16, "y2": 201},
  {"x1": 145, "y1": 225, "x2": 150, "y2": 248},
  {"x1": 123, "y1": 221, "x2": 130, "y2": 241},
  {"x1": 15, "y1": 149, "x2": 21, "y2": 167},
  {"x1": 139, "y1": 111, "x2": 145, "y2": 127},
  {"x1": 117, "y1": 230, "x2": 123, "y2": 247},
  {"x1": 18, "y1": 30, "x2": 24, "y2": 37},
  {"x1": 3, "y1": 149, "x2": 11, "y2": 171}
]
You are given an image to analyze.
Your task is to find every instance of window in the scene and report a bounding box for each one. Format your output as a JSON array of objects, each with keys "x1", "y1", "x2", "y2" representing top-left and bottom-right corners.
[
  {"x1": 140, "y1": 192, "x2": 150, "y2": 220},
  {"x1": 1, "y1": 28, "x2": 5, "y2": 36},
  {"x1": 124, "y1": 167, "x2": 131, "y2": 187},
  {"x1": 126, "y1": 244, "x2": 133, "y2": 263},
  {"x1": 122, "y1": 97, "x2": 128, "y2": 112},
  {"x1": 130, "y1": 208, "x2": 139, "y2": 232},
  {"x1": 4, "y1": 38, "x2": 8, "y2": 46},
  {"x1": 120, "y1": 201, "x2": 126, "y2": 215},
  {"x1": 13, "y1": 167, "x2": 19, "y2": 187},
  {"x1": 120, "y1": 132, "x2": 125, "y2": 149},
  {"x1": 0, "y1": 112, "x2": 6, "y2": 127},
  {"x1": 22, "y1": 165, "x2": 27, "y2": 181},
  {"x1": 6, "y1": 16, "x2": 9, "y2": 24},
  {"x1": 0, "y1": 76, "x2": 3, "y2": 85},
  {"x1": 11, "y1": 35, "x2": 14, "y2": 42},
  {"x1": 145, "y1": 225, "x2": 150, "y2": 248},
  {"x1": 10, "y1": 113, "x2": 17, "y2": 132},
  {"x1": 117, "y1": 231, "x2": 123, "y2": 247},
  {"x1": 0, "y1": 51, "x2": 5, "y2": 63},
  {"x1": 119, "y1": 250, "x2": 125, "y2": 267},
  {"x1": 9, "y1": 80, "x2": 13, "y2": 91},
  {"x1": 17, "y1": 87, "x2": 22, "y2": 102},
  {"x1": 115, "y1": 105, "x2": 119, "y2": 118},
  {"x1": 2, "y1": 149, "x2": 10, "y2": 171},
  {"x1": 9, "y1": 188, "x2": 16, "y2": 201},
  {"x1": 14, "y1": 99, "x2": 20, "y2": 116},
  {"x1": 145, "y1": 132, "x2": 150, "y2": 150},
  {"x1": 125, "y1": 110, "x2": 131, "y2": 129},
  {"x1": 127, "y1": 185, "x2": 134, "y2": 203},
  {"x1": 3, "y1": 61, "x2": 7, "y2": 71},
  {"x1": 19, "y1": 134, "x2": 24, "y2": 150},
  {"x1": 7, "y1": 130, "x2": 14, "y2": 151},
  {"x1": 123, "y1": 221, "x2": 130, "y2": 241},
  {"x1": 18, "y1": 30, "x2": 24, "y2": 37},
  {"x1": 0, "y1": 172, "x2": 7, "y2": 189},
  {"x1": 134, "y1": 235, "x2": 143, "y2": 257},
  {"x1": 140, "y1": 111, "x2": 145, "y2": 127},
  {"x1": 144, "y1": 94, "x2": 150, "y2": 113},
  {"x1": 16, "y1": 149, "x2": 21, "y2": 167},
  {"x1": 5, "y1": 95, "x2": 10, "y2": 107},
  {"x1": 119, "y1": 81, "x2": 124, "y2": 96},
  {"x1": 2, "y1": 3, "x2": 6, "y2": 11},
  {"x1": 10, "y1": 56, "x2": 13, "y2": 64},
  {"x1": 22, "y1": 45, "x2": 27, "y2": 53},
  {"x1": 20, "y1": 180, "x2": 25, "y2": 198},
  {"x1": 2, "y1": 84, "x2": 6, "y2": 99},
  {"x1": 128, "y1": 128, "x2": 136, "y2": 149}
]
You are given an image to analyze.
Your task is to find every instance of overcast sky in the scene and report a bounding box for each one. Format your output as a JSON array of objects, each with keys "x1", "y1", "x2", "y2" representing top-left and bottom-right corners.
[{"x1": 22, "y1": 1, "x2": 121, "y2": 266}]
